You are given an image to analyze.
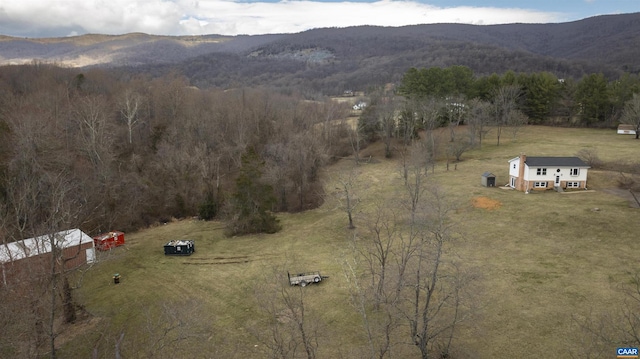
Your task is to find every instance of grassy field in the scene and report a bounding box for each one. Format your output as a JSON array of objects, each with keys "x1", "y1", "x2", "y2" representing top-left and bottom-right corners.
[{"x1": 64, "y1": 126, "x2": 640, "y2": 358}]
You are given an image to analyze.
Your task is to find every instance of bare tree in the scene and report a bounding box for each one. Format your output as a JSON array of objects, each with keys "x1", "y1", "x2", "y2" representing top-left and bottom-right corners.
[
  {"x1": 401, "y1": 185, "x2": 469, "y2": 359},
  {"x1": 1, "y1": 94, "x2": 90, "y2": 357},
  {"x1": 358, "y1": 201, "x2": 401, "y2": 308},
  {"x1": 617, "y1": 172, "x2": 640, "y2": 208},
  {"x1": 41, "y1": 175, "x2": 86, "y2": 359},
  {"x1": 492, "y1": 85, "x2": 523, "y2": 146},
  {"x1": 2, "y1": 173, "x2": 85, "y2": 358},
  {"x1": 335, "y1": 166, "x2": 361, "y2": 229},
  {"x1": 366, "y1": 91, "x2": 399, "y2": 158},
  {"x1": 615, "y1": 272, "x2": 640, "y2": 343},
  {"x1": 141, "y1": 300, "x2": 209, "y2": 359},
  {"x1": 398, "y1": 99, "x2": 421, "y2": 146},
  {"x1": 320, "y1": 98, "x2": 351, "y2": 153},
  {"x1": 343, "y1": 237, "x2": 397, "y2": 359},
  {"x1": 288, "y1": 133, "x2": 327, "y2": 211},
  {"x1": 466, "y1": 98, "x2": 492, "y2": 148},
  {"x1": 345, "y1": 159, "x2": 473, "y2": 358},
  {"x1": 568, "y1": 271, "x2": 640, "y2": 358},
  {"x1": 446, "y1": 97, "x2": 466, "y2": 143},
  {"x1": 509, "y1": 109, "x2": 528, "y2": 140},
  {"x1": 252, "y1": 269, "x2": 321, "y2": 359},
  {"x1": 264, "y1": 142, "x2": 293, "y2": 211},
  {"x1": 575, "y1": 148, "x2": 603, "y2": 169},
  {"x1": 73, "y1": 95, "x2": 116, "y2": 180},
  {"x1": 567, "y1": 310, "x2": 611, "y2": 359},
  {"x1": 447, "y1": 138, "x2": 472, "y2": 164},
  {"x1": 348, "y1": 121, "x2": 365, "y2": 165},
  {"x1": 118, "y1": 88, "x2": 143, "y2": 144},
  {"x1": 416, "y1": 97, "x2": 443, "y2": 173},
  {"x1": 399, "y1": 138, "x2": 429, "y2": 187}
]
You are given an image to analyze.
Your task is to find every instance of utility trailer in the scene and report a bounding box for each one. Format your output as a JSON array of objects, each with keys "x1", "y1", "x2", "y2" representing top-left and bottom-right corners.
[{"x1": 288, "y1": 271, "x2": 328, "y2": 287}]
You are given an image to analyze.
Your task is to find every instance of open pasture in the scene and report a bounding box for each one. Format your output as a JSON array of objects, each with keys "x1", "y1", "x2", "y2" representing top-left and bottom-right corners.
[{"x1": 68, "y1": 126, "x2": 640, "y2": 358}]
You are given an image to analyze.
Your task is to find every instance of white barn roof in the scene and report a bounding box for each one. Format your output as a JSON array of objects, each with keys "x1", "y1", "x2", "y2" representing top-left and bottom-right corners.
[{"x1": 0, "y1": 229, "x2": 93, "y2": 263}]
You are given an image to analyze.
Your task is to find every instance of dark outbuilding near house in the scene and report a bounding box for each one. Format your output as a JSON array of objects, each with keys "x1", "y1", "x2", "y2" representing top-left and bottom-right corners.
[
  {"x1": 481, "y1": 172, "x2": 496, "y2": 187},
  {"x1": 164, "y1": 240, "x2": 195, "y2": 256}
]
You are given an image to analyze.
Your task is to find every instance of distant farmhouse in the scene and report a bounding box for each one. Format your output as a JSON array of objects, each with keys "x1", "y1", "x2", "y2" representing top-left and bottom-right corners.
[
  {"x1": 617, "y1": 124, "x2": 637, "y2": 135},
  {"x1": 0, "y1": 229, "x2": 95, "y2": 286},
  {"x1": 508, "y1": 154, "x2": 590, "y2": 193}
]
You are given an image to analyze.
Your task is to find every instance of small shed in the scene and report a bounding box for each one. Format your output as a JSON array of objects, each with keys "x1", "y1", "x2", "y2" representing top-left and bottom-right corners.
[
  {"x1": 93, "y1": 231, "x2": 125, "y2": 251},
  {"x1": 617, "y1": 124, "x2": 636, "y2": 135},
  {"x1": 481, "y1": 172, "x2": 496, "y2": 187},
  {"x1": 164, "y1": 240, "x2": 195, "y2": 256}
]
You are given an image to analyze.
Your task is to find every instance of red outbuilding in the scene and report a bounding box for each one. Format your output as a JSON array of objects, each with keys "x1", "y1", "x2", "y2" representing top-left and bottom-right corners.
[{"x1": 93, "y1": 231, "x2": 125, "y2": 251}]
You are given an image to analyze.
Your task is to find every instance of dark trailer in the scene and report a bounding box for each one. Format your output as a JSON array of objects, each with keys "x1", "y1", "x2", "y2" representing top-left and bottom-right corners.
[{"x1": 164, "y1": 240, "x2": 195, "y2": 256}]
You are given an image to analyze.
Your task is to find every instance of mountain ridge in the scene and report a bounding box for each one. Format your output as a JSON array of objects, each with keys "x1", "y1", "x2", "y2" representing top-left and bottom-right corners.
[{"x1": 1, "y1": 13, "x2": 639, "y2": 92}]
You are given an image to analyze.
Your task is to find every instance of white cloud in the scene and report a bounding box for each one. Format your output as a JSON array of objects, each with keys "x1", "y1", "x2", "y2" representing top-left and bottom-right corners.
[{"x1": 1, "y1": 0, "x2": 563, "y2": 37}]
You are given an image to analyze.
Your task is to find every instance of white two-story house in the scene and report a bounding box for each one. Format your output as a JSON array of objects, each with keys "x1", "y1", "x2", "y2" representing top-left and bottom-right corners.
[{"x1": 508, "y1": 154, "x2": 590, "y2": 192}]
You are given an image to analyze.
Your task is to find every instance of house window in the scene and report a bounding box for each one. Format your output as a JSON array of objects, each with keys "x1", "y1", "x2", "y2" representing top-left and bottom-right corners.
[
  {"x1": 566, "y1": 182, "x2": 580, "y2": 188},
  {"x1": 570, "y1": 168, "x2": 579, "y2": 176},
  {"x1": 536, "y1": 168, "x2": 547, "y2": 175},
  {"x1": 534, "y1": 182, "x2": 548, "y2": 188}
]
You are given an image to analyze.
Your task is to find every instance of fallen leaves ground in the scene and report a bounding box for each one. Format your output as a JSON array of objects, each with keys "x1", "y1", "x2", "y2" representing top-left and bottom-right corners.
[{"x1": 471, "y1": 196, "x2": 502, "y2": 210}]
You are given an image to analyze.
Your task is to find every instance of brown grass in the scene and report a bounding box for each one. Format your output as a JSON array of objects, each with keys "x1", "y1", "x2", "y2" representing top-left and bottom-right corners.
[
  {"x1": 67, "y1": 125, "x2": 640, "y2": 358},
  {"x1": 471, "y1": 196, "x2": 503, "y2": 210}
]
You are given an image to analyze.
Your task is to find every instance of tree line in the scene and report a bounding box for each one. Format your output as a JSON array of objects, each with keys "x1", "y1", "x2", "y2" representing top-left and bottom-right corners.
[
  {"x1": 0, "y1": 64, "x2": 358, "y2": 241},
  {"x1": 398, "y1": 65, "x2": 640, "y2": 129}
]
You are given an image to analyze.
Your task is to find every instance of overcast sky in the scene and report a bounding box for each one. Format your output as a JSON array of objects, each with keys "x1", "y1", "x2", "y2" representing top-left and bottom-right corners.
[{"x1": 1, "y1": 0, "x2": 638, "y2": 38}]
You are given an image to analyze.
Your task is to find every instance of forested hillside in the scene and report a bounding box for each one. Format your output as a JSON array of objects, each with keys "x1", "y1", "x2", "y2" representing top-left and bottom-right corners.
[
  {"x1": 0, "y1": 65, "x2": 353, "y2": 241},
  {"x1": 1, "y1": 13, "x2": 640, "y2": 94}
]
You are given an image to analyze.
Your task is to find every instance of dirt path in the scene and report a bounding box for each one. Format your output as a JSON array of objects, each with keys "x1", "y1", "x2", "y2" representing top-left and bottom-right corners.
[{"x1": 601, "y1": 188, "x2": 640, "y2": 208}]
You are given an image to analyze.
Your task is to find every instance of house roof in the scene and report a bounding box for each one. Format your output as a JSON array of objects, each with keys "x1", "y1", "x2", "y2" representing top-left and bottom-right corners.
[
  {"x1": 524, "y1": 157, "x2": 589, "y2": 167},
  {"x1": 618, "y1": 124, "x2": 635, "y2": 130},
  {"x1": 0, "y1": 228, "x2": 93, "y2": 263}
]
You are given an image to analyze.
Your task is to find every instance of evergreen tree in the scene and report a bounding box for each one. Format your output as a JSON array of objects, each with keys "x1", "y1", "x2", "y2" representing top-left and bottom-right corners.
[
  {"x1": 575, "y1": 73, "x2": 611, "y2": 126},
  {"x1": 398, "y1": 66, "x2": 476, "y2": 100},
  {"x1": 357, "y1": 102, "x2": 380, "y2": 142},
  {"x1": 225, "y1": 147, "x2": 281, "y2": 236},
  {"x1": 519, "y1": 72, "x2": 561, "y2": 124},
  {"x1": 198, "y1": 190, "x2": 219, "y2": 220}
]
